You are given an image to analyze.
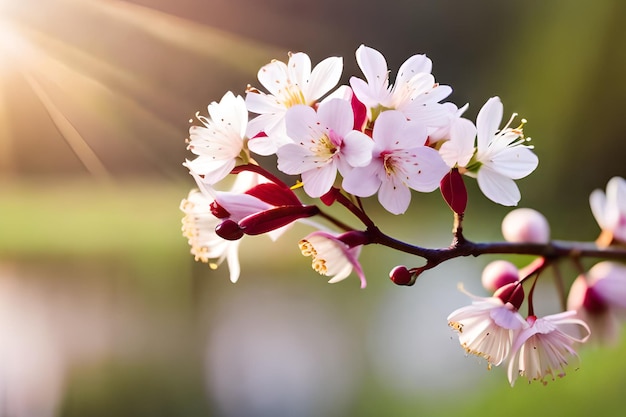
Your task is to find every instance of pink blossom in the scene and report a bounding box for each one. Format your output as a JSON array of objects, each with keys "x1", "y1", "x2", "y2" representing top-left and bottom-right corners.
[
  {"x1": 590, "y1": 176, "x2": 626, "y2": 246},
  {"x1": 349, "y1": 45, "x2": 452, "y2": 127},
  {"x1": 298, "y1": 231, "x2": 367, "y2": 288},
  {"x1": 276, "y1": 99, "x2": 373, "y2": 198},
  {"x1": 507, "y1": 312, "x2": 590, "y2": 386},
  {"x1": 567, "y1": 261, "x2": 626, "y2": 345},
  {"x1": 245, "y1": 52, "x2": 343, "y2": 155},
  {"x1": 342, "y1": 110, "x2": 449, "y2": 214}
]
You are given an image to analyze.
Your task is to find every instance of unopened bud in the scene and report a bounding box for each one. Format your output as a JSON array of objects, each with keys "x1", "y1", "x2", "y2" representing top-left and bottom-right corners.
[
  {"x1": 389, "y1": 265, "x2": 415, "y2": 286},
  {"x1": 215, "y1": 219, "x2": 244, "y2": 240},
  {"x1": 494, "y1": 282, "x2": 525, "y2": 311},
  {"x1": 501, "y1": 208, "x2": 550, "y2": 244},
  {"x1": 481, "y1": 260, "x2": 519, "y2": 292},
  {"x1": 239, "y1": 205, "x2": 320, "y2": 235}
]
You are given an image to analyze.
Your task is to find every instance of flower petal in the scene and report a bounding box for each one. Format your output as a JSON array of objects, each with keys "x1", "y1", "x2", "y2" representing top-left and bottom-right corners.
[
  {"x1": 488, "y1": 146, "x2": 539, "y2": 180},
  {"x1": 405, "y1": 146, "x2": 449, "y2": 192},
  {"x1": 476, "y1": 97, "x2": 503, "y2": 150},
  {"x1": 302, "y1": 164, "x2": 338, "y2": 198},
  {"x1": 342, "y1": 131, "x2": 373, "y2": 168},
  {"x1": 396, "y1": 54, "x2": 432, "y2": 87},
  {"x1": 378, "y1": 176, "x2": 412, "y2": 214},
  {"x1": 317, "y1": 98, "x2": 353, "y2": 136},
  {"x1": 307, "y1": 56, "x2": 343, "y2": 101},
  {"x1": 439, "y1": 117, "x2": 476, "y2": 167},
  {"x1": 477, "y1": 167, "x2": 521, "y2": 206}
]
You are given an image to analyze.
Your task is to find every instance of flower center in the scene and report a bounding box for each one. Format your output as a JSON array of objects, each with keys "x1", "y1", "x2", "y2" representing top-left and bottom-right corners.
[
  {"x1": 311, "y1": 132, "x2": 339, "y2": 161},
  {"x1": 299, "y1": 239, "x2": 329, "y2": 275},
  {"x1": 281, "y1": 83, "x2": 307, "y2": 108},
  {"x1": 382, "y1": 152, "x2": 397, "y2": 176}
]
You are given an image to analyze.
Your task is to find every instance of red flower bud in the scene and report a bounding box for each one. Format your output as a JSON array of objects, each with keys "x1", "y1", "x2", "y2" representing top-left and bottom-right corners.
[
  {"x1": 239, "y1": 205, "x2": 320, "y2": 235},
  {"x1": 215, "y1": 219, "x2": 244, "y2": 240},
  {"x1": 440, "y1": 168, "x2": 467, "y2": 215},
  {"x1": 389, "y1": 265, "x2": 415, "y2": 286}
]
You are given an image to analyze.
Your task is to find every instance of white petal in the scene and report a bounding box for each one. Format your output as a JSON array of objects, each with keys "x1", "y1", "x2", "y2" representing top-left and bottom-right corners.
[
  {"x1": 287, "y1": 52, "x2": 312, "y2": 87},
  {"x1": 184, "y1": 157, "x2": 235, "y2": 185},
  {"x1": 589, "y1": 189, "x2": 608, "y2": 229},
  {"x1": 246, "y1": 113, "x2": 283, "y2": 140},
  {"x1": 257, "y1": 60, "x2": 289, "y2": 97},
  {"x1": 245, "y1": 91, "x2": 283, "y2": 115},
  {"x1": 477, "y1": 168, "x2": 521, "y2": 206},
  {"x1": 349, "y1": 76, "x2": 380, "y2": 108},
  {"x1": 247, "y1": 130, "x2": 290, "y2": 156},
  {"x1": 307, "y1": 56, "x2": 343, "y2": 101},
  {"x1": 396, "y1": 54, "x2": 432, "y2": 87},
  {"x1": 226, "y1": 241, "x2": 243, "y2": 283},
  {"x1": 488, "y1": 146, "x2": 539, "y2": 179},
  {"x1": 476, "y1": 97, "x2": 503, "y2": 150},
  {"x1": 355, "y1": 45, "x2": 388, "y2": 91},
  {"x1": 439, "y1": 117, "x2": 476, "y2": 167}
]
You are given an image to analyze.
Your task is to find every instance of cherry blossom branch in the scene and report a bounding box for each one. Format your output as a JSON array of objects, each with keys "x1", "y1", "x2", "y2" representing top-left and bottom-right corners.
[{"x1": 367, "y1": 225, "x2": 626, "y2": 278}]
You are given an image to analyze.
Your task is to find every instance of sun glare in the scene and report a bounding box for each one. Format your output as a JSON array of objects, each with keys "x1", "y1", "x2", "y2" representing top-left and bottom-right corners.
[{"x1": 0, "y1": 18, "x2": 27, "y2": 61}]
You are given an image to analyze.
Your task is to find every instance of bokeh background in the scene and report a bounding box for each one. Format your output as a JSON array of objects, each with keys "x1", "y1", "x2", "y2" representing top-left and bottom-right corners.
[{"x1": 1, "y1": 0, "x2": 626, "y2": 416}]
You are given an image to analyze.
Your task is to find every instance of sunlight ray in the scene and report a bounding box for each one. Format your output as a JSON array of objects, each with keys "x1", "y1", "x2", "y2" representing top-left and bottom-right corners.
[
  {"x1": 15, "y1": 20, "x2": 188, "y2": 127},
  {"x1": 24, "y1": 73, "x2": 111, "y2": 180},
  {"x1": 84, "y1": 0, "x2": 285, "y2": 73}
]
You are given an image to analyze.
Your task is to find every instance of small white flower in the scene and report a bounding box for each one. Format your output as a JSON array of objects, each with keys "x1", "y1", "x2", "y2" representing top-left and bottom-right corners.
[
  {"x1": 349, "y1": 44, "x2": 452, "y2": 127},
  {"x1": 471, "y1": 96, "x2": 538, "y2": 206},
  {"x1": 184, "y1": 91, "x2": 249, "y2": 186},
  {"x1": 342, "y1": 110, "x2": 449, "y2": 214},
  {"x1": 448, "y1": 293, "x2": 527, "y2": 368},
  {"x1": 507, "y1": 312, "x2": 590, "y2": 386},
  {"x1": 276, "y1": 99, "x2": 373, "y2": 198},
  {"x1": 180, "y1": 189, "x2": 242, "y2": 283},
  {"x1": 589, "y1": 176, "x2": 626, "y2": 245},
  {"x1": 298, "y1": 231, "x2": 367, "y2": 288},
  {"x1": 245, "y1": 52, "x2": 343, "y2": 155}
]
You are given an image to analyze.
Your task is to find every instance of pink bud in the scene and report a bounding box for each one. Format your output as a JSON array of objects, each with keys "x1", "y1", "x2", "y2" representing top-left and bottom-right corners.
[
  {"x1": 389, "y1": 265, "x2": 415, "y2": 286},
  {"x1": 481, "y1": 260, "x2": 519, "y2": 292},
  {"x1": 501, "y1": 208, "x2": 550, "y2": 243}
]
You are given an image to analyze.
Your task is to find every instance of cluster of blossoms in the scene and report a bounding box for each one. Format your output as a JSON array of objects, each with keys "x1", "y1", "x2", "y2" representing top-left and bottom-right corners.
[
  {"x1": 179, "y1": 45, "x2": 626, "y2": 386},
  {"x1": 449, "y1": 178, "x2": 626, "y2": 385}
]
